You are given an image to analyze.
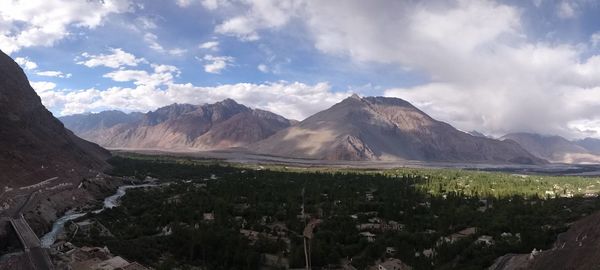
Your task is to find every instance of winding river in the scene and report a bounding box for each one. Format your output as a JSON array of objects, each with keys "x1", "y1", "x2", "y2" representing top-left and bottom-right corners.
[{"x1": 40, "y1": 184, "x2": 159, "y2": 248}]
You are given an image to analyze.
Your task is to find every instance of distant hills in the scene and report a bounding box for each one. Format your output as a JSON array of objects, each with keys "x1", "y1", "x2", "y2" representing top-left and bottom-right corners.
[
  {"x1": 0, "y1": 50, "x2": 110, "y2": 187},
  {"x1": 574, "y1": 137, "x2": 600, "y2": 155},
  {"x1": 60, "y1": 99, "x2": 295, "y2": 151},
  {"x1": 62, "y1": 94, "x2": 547, "y2": 164},
  {"x1": 501, "y1": 133, "x2": 600, "y2": 164}
]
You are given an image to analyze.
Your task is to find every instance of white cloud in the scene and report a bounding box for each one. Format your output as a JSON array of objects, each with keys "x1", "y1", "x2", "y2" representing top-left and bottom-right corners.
[
  {"x1": 199, "y1": 41, "x2": 219, "y2": 51},
  {"x1": 135, "y1": 16, "x2": 157, "y2": 30},
  {"x1": 592, "y1": 32, "x2": 600, "y2": 48},
  {"x1": 77, "y1": 48, "x2": 145, "y2": 68},
  {"x1": 176, "y1": 0, "x2": 229, "y2": 9},
  {"x1": 103, "y1": 64, "x2": 180, "y2": 87},
  {"x1": 257, "y1": 64, "x2": 269, "y2": 73},
  {"x1": 36, "y1": 70, "x2": 72, "y2": 78},
  {"x1": 204, "y1": 0, "x2": 600, "y2": 138},
  {"x1": 14, "y1": 57, "x2": 38, "y2": 70},
  {"x1": 557, "y1": 1, "x2": 577, "y2": 19},
  {"x1": 214, "y1": 0, "x2": 298, "y2": 41},
  {"x1": 202, "y1": 54, "x2": 234, "y2": 74},
  {"x1": 144, "y1": 33, "x2": 187, "y2": 56},
  {"x1": 205, "y1": 0, "x2": 231, "y2": 10},
  {"x1": 0, "y1": 0, "x2": 131, "y2": 54},
  {"x1": 176, "y1": 0, "x2": 195, "y2": 7},
  {"x1": 30, "y1": 81, "x2": 56, "y2": 93},
  {"x1": 38, "y1": 57, "x2": 348, "y2": 120}
]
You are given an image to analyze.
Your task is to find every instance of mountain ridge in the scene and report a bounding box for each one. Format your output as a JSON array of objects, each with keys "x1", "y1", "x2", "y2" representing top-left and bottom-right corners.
[
  {"x1": 60, "y1": 100, "x2": 295, "y2": 151},
  {"x1": 249, "y1": 95, "x2": 545, "y2": 164}
]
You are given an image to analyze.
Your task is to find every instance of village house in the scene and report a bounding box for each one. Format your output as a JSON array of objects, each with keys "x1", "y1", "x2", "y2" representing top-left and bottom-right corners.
[
  {"x1": 368, "y1": 217, "x2": 382, "y2": 224},
  {"x1": 360, "y1": 232, "x2": 376, "y2": 242},
  {"x1": 437, "y1": 227, "x2": 478, "y2": 246},
  {"x1": 476, "y1": 235, "x2": 494, "y2": 245},
  {"x1": 385, "y1": 221, "x2": 405, "y2": 231},
  {"x1": 377, "y1": 258, "x2": 412, "y2": 270},
  {"x1": 240, "y1": 229, "x2": 260, "y2": 242},
  {"x1": 422, "y1": 249, "x2": 435, "y2": 258},
  {"x1": 357, "y1": 223, "x2": 382, "y2": 231},
  {"x1": 203, "y1": 212, "x2": 215, "y2": 222}
]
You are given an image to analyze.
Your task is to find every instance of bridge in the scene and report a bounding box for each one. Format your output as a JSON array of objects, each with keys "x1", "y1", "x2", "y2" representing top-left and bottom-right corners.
[
  {"x1": 8, "y1": 214, "x2": 54, "y2": 270},
  {"x1": 3, "y1": 183, "x2": 56, "y2": 270}
]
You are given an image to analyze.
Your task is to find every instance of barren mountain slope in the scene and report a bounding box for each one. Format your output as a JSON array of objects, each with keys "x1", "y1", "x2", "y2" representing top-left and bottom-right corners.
[
  {"x1": 249, "y1": 95, "x2": 544, "y2": 164},
  {"x1": 61, "y1": 99, "x2": 294, "y2": 151},
  {"x1": 0, "y1": 50, "x2": 110, "y2": 187}
]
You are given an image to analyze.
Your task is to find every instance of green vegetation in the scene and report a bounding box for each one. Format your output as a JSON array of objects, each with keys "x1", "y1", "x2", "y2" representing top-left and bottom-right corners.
[{"x1": 70, "y1": 156, "x2": 600, "y2": 269}]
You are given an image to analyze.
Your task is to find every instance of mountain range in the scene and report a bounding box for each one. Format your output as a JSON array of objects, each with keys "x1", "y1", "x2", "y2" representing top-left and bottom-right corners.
[
  {"x1": 0, "y1": 50, "x2": 110, "y2": 187},
  {"x1": 62, "y1": 94, "x2": 546, "y2": 165},
  {"x1": 60, "y1": 100, "x2": 295, "y2": 151}
]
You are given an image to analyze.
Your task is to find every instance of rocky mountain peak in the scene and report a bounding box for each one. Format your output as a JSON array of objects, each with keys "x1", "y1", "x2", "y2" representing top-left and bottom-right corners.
[{"x1": 250, "y1": 95, "x2": 544, "y2": 164}]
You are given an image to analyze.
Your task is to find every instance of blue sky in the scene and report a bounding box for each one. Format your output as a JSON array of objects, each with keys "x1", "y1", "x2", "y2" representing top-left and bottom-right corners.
[{"x1": 2, "y1": 0, "x2": 600, "y2": 138}]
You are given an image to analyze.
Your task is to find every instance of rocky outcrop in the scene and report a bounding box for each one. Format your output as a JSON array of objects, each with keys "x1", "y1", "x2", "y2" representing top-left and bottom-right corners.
[
  {"x1": 0, "y1": 50, "x2": 110, "y2": 187},
  {"x1": 250, "y1": 95, "x2": 545, "y2": 164},
  {"x1": 490, "y1": 210, "x2": 600, "y2": 270}
]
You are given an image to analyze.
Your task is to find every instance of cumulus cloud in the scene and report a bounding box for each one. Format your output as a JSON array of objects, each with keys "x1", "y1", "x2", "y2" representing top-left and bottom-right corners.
[
  {"x1": 203, "y1": 0, "x2": 600, "y2": 138},
  {"x1": 213, "y1": 0, "x2": 298, "y2": 41},
  {"x1": 176, "y1": 0, "x2": 228, "y2": 9},
  {"x1": 144, "y1": 33, "x2": 187, "y2": 56},
  {"x1": 199, "y1": 41, "x2": 219, "y2": 51},
  {"x1": 176, "y1": 0, "x2": 195, "y2": 7},
  {"x1": 592, "y1": 32, "x2": 600, "y2": 48},
  {"x1": 36, "y1": 70, "x2": 72, "y2": 78},
  {"x1": 202, "y1": 54, "x2": 234, "y2": 74},
  {"x1": 103, "y1": 64, "x2": 180, "y2": 87},
  {"x1": 14, "y1": 57, "x2": 38, "y2": 70},
  {"x1": 557, "y1": 1, "x2": 577, "y2": 19},
  {"x1": 135, "y1": 16, "x2": 158, "y2": 30},
  {"x1": 0, "y1": 0, "x2": 131, "y2": 54},
  {"x1": 257, "y1": 64, "x2": 269, "y2": 73},
  {"x1": 38, "y1": 56, "x2": 348, "y2": 120},
  {"x1": 30, "y1": 81, "x2": 56, "y2": 92},
  {"x1": 77, "y1": 48, "x2": 145, "y2": 68}
]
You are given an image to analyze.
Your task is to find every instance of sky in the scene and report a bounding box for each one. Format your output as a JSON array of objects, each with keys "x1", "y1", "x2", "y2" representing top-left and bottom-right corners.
[{"x1": 2, "y1": 0, "x2": 600, "y2": 139}]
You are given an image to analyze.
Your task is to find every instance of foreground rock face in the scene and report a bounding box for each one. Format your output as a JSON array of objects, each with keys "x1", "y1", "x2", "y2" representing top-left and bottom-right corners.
[
  {"x1": 0, "y1": 50, "x2": 110, "y2": 187},
  {"x1": 60, "y1": 100, "x2": 295, "y2": 151},
  {"x1": 490, "y1": 209, "x2": 600, "y2": 270},
  {"x1": 250, "y1": 95, "x2": 545, "y2": 164}
]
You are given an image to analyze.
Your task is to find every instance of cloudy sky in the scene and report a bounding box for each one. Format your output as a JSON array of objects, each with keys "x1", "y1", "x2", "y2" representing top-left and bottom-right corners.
[{"x1": 2, "y1": 0, "x2": 600, "y2": 139}]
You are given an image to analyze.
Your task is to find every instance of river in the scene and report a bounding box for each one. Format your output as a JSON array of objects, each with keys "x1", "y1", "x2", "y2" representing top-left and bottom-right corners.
[{"x1": 40, "y1": 184, "x2": 159, "y2": 248}]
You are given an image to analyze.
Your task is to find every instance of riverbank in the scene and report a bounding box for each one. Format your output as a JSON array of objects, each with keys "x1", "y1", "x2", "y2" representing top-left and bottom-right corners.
[{"x1": 41, "y1": 182, "x2": 163, "y2": 248}]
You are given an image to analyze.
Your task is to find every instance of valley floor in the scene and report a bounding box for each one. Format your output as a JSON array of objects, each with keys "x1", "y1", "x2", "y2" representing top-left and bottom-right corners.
[
  {"x1": 43, "y1": 154, "x2": 600, "y2": 270},
  {"x1": 113, "y1": 148, "x2": 600, "y2": 175}
]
